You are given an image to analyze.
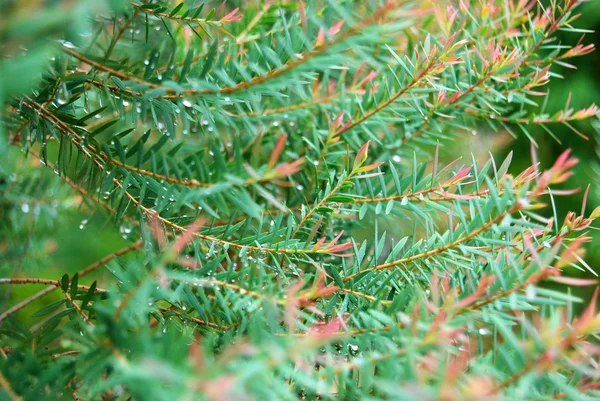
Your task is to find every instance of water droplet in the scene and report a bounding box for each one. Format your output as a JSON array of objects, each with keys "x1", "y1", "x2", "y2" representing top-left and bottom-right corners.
[
  {"x1": 182, "y1": 99, "x2": 192, "y2": 108},
  {"x1": 257, "y1": 249, "x2": 268, "y2": 260},
  {"x1": 61, "y1": 40, "x2": 76, "y2": 49},
  {"x1": 392, "y1": 155, "x2": 401, "y2": 163},
  {"x1": 526, "y1": 285, "x2": 536, "y2": 301},
  {"x1": 119, "y1": 224, "x2": 132, "y2": 238},
  {"x1": 21, "y1": 204, "x2": 30, "y2": 213}
]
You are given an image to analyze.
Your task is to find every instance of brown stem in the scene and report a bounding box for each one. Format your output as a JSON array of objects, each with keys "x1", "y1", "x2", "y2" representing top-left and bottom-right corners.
[
  {"x1": 0, "y1": 278, "x2": 106, "y2": 292},
  {"x1": 0, "y1": 241, "x2": 142, "y2": 324}
]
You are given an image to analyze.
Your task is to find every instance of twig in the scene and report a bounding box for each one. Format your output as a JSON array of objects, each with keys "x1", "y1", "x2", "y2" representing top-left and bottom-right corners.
[{"x1": 0, "y1": 241, "x2": 142, "y2": 324}]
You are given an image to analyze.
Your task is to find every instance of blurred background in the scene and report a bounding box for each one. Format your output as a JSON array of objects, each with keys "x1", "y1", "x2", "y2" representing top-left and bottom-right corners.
[{"x1": 1, "y1": 0, "x2": 599, "y2": 324}]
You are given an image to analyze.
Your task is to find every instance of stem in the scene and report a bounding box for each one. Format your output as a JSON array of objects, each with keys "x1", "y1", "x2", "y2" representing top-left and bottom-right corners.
[
  {"x1": 63, "y1": 290, "x2": 94, "y2": 326},
  {"x1": 0, "y1": 241, "x2": 142, "y2": 324},
  {"x1": 21, "y1": 97, "x2": 284, "y2": 190},
  {"x1": 63, "y1": 2, "x2": 394, "y2": 97},
  {"x1": 0, "y1": 278, "x2": 106, "y2": 292},
  {"x1": 291, "y1": 174, "x2": 352, "y2": 239}
]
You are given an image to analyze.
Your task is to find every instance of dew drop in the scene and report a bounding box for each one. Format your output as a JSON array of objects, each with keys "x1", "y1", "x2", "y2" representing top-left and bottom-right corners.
[{"x1": 61, "y1": 40, "x2": 76, "y2": 49}]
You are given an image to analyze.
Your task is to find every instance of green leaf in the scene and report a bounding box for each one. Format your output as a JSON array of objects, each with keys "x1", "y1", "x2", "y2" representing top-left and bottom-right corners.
[
  {"x1": 60, "y1": 274, "x2": 69, "y2": 292},
  {"x1": 33, "y1": 300, "x2": 65, "y2": 317}
]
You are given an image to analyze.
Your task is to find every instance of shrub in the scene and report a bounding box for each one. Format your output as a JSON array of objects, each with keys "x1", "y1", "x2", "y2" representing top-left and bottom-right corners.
[{"x1": 1, "y1": 1, "x2": 599, "y2": 400}]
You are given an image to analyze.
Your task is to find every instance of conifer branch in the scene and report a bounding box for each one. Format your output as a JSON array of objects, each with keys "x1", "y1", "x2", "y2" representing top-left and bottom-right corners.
[
  {"x1": 343, "y1": 204, "x2": 519, "y2": 282},
  {"x1": 2, "y1": 1, "x2": 598, "y2": 399}
]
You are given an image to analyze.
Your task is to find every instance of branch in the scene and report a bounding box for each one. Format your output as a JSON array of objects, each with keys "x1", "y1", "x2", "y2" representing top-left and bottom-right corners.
[
  {"x1": 21, "y1": 96, "x2": 296, "y2": 190},
  {"x1": 0, "y1": 278, "x2": 106, "y2": 292},
  {"x1": 0, "y1": 241, "x2": 142, "y2": 324},
  {"x1": 63, "y1": 290, "x2": 94, "y2": 326},
  {"x1": 63, "y1": 3, "x2": 394, "y2": 98},
  {"x1": 131, "y1": 2, "x2": 235, "y2": 37},
  {"x1": 342, "y1": 203, "x2": 521, "y2": 282}
]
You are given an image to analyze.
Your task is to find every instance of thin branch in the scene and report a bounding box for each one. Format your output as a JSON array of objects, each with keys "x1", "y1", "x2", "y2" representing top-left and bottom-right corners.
[
  {"x1": 131, "y1": 2, "x2": 234, "y2": 37},
  {"x1": 63, "y1": 290, "x2": 94, "y2": 326},
  {"x1": 0, "y1": 241, "x2": 142, "y2": 324},
  {"x1": 21, "y1": 96, "x2": 292, "y2": 190},
  {"x1": 63, "y1": 3, "x2": 394, "y2": 97},
  {"x1": 159, "y1": 307, "x2": 238, "y2": 331},
  {"x1": 0, "y1": 278, "x2": 106, "y2": 292}
]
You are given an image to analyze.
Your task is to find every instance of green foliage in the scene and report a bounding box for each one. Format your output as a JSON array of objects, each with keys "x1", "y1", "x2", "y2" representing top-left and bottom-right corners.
[{"x1": 1, "y1": 1, "x2": 599, "y2": 400}]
